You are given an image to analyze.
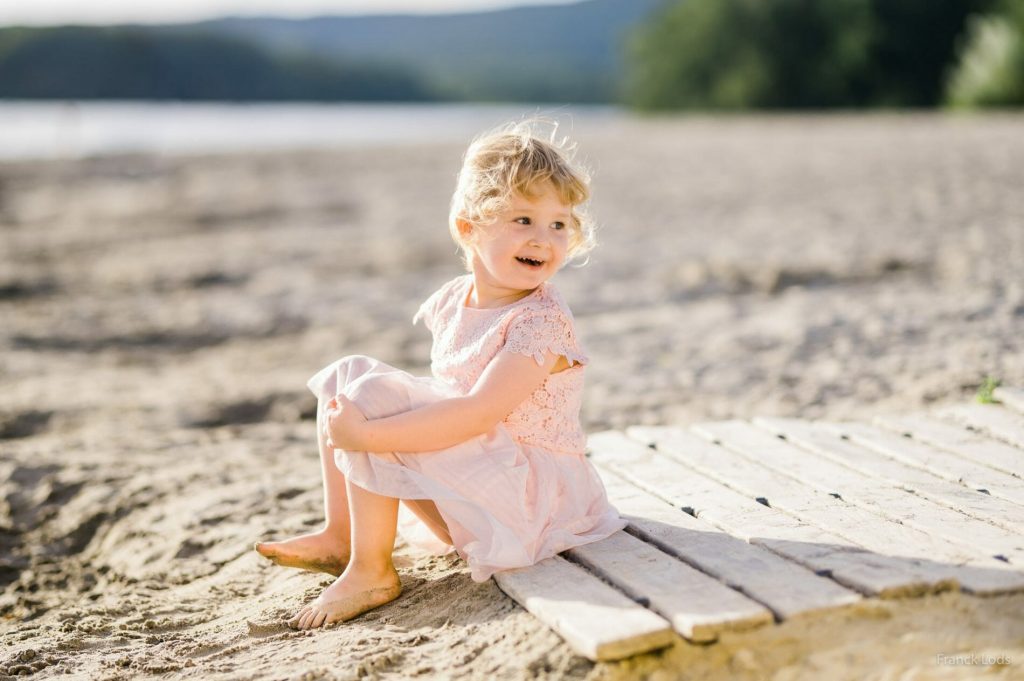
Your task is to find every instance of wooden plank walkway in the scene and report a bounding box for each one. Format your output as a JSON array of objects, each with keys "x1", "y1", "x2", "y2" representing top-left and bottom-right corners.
[
  {"x1": 492, "y1": 393, "x2": 1024, "y2": 661},
  {"x1": 873, "y1": 412, "x2": 1024, "y2": 480},
  {"x1": 937, "y1": 403, "x2": 1024, "y2": 450}
]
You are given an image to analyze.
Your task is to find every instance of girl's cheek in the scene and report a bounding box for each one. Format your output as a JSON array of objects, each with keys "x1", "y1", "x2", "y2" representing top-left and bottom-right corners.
[{"x1": 479, "y1": 225, "x2": 505, "y2": 240}]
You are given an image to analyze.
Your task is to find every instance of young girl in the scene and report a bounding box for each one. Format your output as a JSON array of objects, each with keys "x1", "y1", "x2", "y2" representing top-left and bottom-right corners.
[{"x1": 255, "y1": 119, "x2": 626, "y2": 630}]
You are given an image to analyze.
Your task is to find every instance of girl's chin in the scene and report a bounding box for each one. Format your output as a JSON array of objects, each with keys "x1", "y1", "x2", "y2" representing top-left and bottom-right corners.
[
  {"x1": 477, "y1": 264, "x2": 549, "y2": 290},
  {"x1": 512, "y1": 273, "x2": 546, "y2": 288},
  {"x1": 513, "y1": 261, "x2": 549, "y2": 277}
]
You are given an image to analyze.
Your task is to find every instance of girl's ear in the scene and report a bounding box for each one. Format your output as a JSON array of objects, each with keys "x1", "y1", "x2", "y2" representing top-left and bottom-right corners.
[{"x1": 456, "y1": 217, "x2": 474, "y2": 239}]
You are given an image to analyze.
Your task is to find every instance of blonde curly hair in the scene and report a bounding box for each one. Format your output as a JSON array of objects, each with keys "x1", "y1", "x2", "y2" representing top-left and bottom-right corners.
[{"x1": 448, "y1": 118, "x2": 596, "y2": 270}]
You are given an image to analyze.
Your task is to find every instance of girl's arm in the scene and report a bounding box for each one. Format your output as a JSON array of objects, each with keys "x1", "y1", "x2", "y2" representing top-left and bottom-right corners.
[{"x1": 330, "y1": 349, "x2": 561, "y2": 453}]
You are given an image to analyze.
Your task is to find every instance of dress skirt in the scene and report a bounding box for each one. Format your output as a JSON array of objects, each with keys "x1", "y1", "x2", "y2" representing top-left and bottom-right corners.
[{"x1": 307, "y1": 354, "x2": 626, "y2": 583}]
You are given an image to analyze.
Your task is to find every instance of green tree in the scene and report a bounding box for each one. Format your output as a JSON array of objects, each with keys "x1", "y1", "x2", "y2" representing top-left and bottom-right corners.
[
  {"x1": 625, "y1": 0, "x2": 995, "y2": 110},
  {"x1": 863, "y1": 0, "x2": 997, "y2": 106},
  {"x1": 947, "y1": 0, "x2": 1024, "y2": 107}
]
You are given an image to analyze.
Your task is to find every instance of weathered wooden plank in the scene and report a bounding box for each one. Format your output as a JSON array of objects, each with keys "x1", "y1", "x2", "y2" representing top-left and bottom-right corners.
[
  {"x1": 874, "y1": 412, "x2": 1024, "y2": 480},
  {"x1": 567, "y1": 529, "x2": 772, "y2": 642},
  {"x1": 628, "y1": 426, "x2": 976, "y2": 564},
  {"x1": 595, "y1": 461, "x2": 941, "y2": 601},
  {"x1": 995, "y1": 386, "x2": 1024, "y2": 415},
  {"x1": 588, "y1": 431, "x2": 873, "y2": 607},
  {"x1": 622, "y1": 427, "x2": 1022, "y2": 595},
  {"x1": 492, "y1": 554, "x2": 675, "y2": 661},
  {"x1": 756, "y1": 417, "x2": 1024, "y2": 535},
  {"x1": 835, "y1": 420, "x2": 1024, "y2": 507},
  {"x1": 628, "y1": 427, "x2": 931, "y2": 557},
  {"x1": 696, "y1": 421, "x2": 1024, "y2": 568},
  {"x1": 938, "y1": 403, "x2": 1024, "y2": 450}
]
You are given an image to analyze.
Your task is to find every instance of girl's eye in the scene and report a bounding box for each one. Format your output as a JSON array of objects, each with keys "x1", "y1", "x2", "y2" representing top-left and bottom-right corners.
[
  {"x1": 551, "y1": 221, "x2": 566, "y2": 230},
  {"x1": 514, "y1": 217, "x2": 531, "y2": 225}
]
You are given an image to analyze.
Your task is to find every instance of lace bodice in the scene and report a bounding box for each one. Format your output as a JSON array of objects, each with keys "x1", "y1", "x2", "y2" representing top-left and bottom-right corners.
[{"x1": 413, "y1": 274, "x2": 589, "y2": 455}]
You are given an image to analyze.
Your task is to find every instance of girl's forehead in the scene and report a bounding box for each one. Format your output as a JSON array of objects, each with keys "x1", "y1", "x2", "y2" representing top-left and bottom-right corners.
[{"x1": 508, "y1": 187, "x2": 572, "y2": 210}]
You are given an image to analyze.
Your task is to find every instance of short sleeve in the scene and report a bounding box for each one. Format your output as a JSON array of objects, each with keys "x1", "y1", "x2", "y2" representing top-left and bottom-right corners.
[
  {"x1": 502, "y1": 304, "x2": 589, "y2": 367},
  {"x1": 412, "y1": 288, "x2": 442, "y2": 332},
  {"x1": 412, "y1": 276, "x2": 463, "y2": 332}
]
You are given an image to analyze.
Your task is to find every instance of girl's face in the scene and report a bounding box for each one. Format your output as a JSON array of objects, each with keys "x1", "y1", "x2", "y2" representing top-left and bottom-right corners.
[{"x1": 463, "y1": 184, "x2": 572, "y2": 306}]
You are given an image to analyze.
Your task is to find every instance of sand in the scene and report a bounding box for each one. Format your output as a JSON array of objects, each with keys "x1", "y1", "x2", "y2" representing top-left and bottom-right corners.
[{"x1": 2, "y1": 113, "x2": 1023, "y2": 679}]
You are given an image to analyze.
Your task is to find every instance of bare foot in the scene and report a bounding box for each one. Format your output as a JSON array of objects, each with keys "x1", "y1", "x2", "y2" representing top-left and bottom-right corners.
[
  {"x1": 288, "y1": 566, "x2": 402, "y2": 630},
  {"x1": 254, "y1": 530, "x2": 349, "y2": 576}
]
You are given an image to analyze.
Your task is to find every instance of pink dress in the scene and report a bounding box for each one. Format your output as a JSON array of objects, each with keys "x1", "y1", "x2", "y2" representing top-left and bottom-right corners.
[{"x1": 307, "y1": 274, "x2": 626, "y2": 583}]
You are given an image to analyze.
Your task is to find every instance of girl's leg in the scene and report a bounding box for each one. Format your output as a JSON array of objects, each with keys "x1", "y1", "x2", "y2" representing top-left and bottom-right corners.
[
  {"x1": 402, "y1": 499, "x2": 453, "y2": 546},
  {"x1": 255, "y1": 402, "x2": 351, "y2": 575},
  {"x1": 289, "y1": 479, "x2": 403, "y2": 629}
]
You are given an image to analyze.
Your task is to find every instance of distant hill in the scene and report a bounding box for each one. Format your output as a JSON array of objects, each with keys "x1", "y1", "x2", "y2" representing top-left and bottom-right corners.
[
  {"x1": 0, "y1": 0, "x2": 667, "y2": 103},
  {"x1": 0, "y1": 26, "x2": 433, "y2": 101},
  {"x1": 194, "y1": 0, "x2": 667, "y2": 102}
]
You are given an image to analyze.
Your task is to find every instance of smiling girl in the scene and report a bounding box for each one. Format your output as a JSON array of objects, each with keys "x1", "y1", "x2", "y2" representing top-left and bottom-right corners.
[{"x1": 256, "y1": 119, "x2": 626, "y2": 630}]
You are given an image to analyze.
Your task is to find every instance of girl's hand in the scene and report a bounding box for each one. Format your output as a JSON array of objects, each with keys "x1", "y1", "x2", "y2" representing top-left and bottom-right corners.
[{"x1": 323, "y1": 394, "x2": 368, "y2": 451}]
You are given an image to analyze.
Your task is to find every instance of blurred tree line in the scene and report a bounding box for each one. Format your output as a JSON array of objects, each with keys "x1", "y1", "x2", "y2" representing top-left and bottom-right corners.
[
  {"x1": 0, "y1": 27, "x2": 432, "y2": 101},
  {"x1": 0, "y1": 0, "x2": 654, "y2": 104},
  {"x1": 626, "y1": 0, "x2": 1024, "y2": 109},
  {"x1": 2, "y1": 1, "x2": 1021, "y2": 108}
]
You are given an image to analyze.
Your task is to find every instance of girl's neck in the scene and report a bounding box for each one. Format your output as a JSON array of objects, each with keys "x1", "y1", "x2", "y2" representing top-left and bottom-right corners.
[{"x1": 465, "y1": 274, "x2": 537, "y2": 310}]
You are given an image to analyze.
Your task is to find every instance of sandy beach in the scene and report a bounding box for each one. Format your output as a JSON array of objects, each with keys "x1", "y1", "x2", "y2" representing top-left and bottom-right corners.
[{"x1": 2, "y1": 113, "x2": 1023, "y2": 679}]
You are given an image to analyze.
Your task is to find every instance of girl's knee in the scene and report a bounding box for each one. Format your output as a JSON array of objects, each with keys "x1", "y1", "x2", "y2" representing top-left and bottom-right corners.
[
  {"x1": 337, "y1": 355, "x2": 378, "y2": 387},
  {"x1": 317, "y1": 355, "x2": 376, "y2": 400}
]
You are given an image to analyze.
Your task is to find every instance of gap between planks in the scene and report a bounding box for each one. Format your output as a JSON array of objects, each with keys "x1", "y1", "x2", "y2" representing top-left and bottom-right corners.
[{"x1": 492, "y1": 554, "x2": 674, "y2": 661}]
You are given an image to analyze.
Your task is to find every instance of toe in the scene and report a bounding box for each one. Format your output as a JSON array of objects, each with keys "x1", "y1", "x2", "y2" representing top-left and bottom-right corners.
[
  {"x1": 288, "y1": 606, "x2": 310, "y2": 629},
  {"x1": 300, "y1": 608, "x2": 317, "y2": 630},
  {"x1": 311, "y1": 610, "x2": 328, "y2": 629}
]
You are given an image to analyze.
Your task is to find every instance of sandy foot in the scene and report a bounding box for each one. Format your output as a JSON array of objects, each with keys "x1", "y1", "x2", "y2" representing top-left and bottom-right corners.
[
  {"x1": 254, "y1": 530, "x2": 349, "y2": 576},
  {"x1": 288, "y1": 567, "x2": 403, "y2": 630}
]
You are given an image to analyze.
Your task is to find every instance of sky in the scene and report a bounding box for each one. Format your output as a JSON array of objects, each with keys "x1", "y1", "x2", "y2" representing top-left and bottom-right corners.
[{"x1": 0, "y1": 0, "x2": 577, "y2": 26}]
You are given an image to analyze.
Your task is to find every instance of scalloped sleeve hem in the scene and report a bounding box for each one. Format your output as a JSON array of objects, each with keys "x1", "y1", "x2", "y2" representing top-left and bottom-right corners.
[{"x1": 501, "y1": 305, "x2": 589, "y2": 367}]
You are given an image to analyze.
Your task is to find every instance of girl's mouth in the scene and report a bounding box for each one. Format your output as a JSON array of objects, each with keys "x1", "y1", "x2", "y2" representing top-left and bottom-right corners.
[{"x1": 516, "y1": 257, "x2": 544, "y2": 268}]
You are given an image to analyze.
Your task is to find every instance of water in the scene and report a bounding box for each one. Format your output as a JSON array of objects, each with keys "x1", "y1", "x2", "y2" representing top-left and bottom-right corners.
[{"x1": 0, "y1": 101, "x2": 625, "y2": 160}]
